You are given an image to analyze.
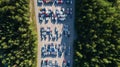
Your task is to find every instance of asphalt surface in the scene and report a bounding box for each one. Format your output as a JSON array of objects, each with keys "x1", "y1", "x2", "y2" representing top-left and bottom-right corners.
[{"x1": 34, "y1": 0, "x2": 75, "y2": 67}]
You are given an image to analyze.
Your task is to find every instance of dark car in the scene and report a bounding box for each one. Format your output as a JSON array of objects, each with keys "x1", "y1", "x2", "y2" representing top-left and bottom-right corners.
[
  {"x1": 65, "y1": 46, "x2": 71, "y2": 56},
  {"x1": 66, "y1": 60, "x2": 70, "y2": 67},
  {"x1": 54, "y1": 60, "x2": 58, "y2": 67},
  {"x1": 66, "y1": 8, "x2": 72, "y2": 14},
  {"x1": 65, "y1": 8, "x2": 73, "y2": 17},
  {"x1": 51, "y1": 14, "x2": 57, "y2": 22}
]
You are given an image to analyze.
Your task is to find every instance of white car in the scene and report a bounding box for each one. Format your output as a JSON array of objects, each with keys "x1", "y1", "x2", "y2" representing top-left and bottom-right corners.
[
  {"x1": 58, "y1": 13, "x2": 66, "y2": 17},
  {"x1": 39, "y1": 17, "x2": 43, "y2": 22},
  {"x1": 56, "y1": 9, "x2": 64, "y2": 15},
  {"x1": 39, "y1": 11, "x2": 42, "y2": 15},
  {"x1": 46, "y1": 10, "x2": 52, "y2": 17},
  {"x1": 58, "y1": 14, "x2": 66, "y2": 21},
  {"x1": 58, "y1": 17, "x2": 65, "y2": 21},
  {"x1": 61, "y1": 8, "x2": 65, "y2": 12},
  {"x1": 45, "y1": 17, "x2": 49, "y2": 21},
  {"x1": 38, "y1": 0, "x2": 43, "y2": 4}
]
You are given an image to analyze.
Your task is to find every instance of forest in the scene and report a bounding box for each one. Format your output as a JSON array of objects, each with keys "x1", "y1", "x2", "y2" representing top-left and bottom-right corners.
[
  {"x1": 0, "y1": 0, "x2": 37, "y2": 67},
  {"x1": 74, "y1": 0, "x2": 120, "y2": 67}
]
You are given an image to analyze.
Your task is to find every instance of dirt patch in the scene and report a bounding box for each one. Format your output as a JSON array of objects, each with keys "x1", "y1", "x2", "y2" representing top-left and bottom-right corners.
[
  {"x1": 29, "y1": 0, "x2": 38, "y2": 67},
  {"x1": 30, "y1": 0, "x2": 37, "y2": 32}
]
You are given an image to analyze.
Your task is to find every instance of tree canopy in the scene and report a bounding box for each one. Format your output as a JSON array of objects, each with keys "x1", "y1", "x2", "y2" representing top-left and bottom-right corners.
[
  {"x1": 74, "y1": 0, "x2": 120, "y2": 67},
  {"x1": 0, "y1": 0, "x2": 37, "y2": 67}
]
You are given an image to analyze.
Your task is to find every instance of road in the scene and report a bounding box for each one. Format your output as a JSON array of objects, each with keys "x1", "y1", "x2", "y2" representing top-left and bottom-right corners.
[{"x1": 33, "y1": 0, "x2": 75, "y2": 67}]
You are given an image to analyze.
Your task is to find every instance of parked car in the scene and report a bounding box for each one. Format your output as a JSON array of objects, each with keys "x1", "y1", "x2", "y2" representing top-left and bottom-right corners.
[
  {"x1": 65, "y1": 46, "x2": 71, "y2": 56},
  {"x1": 68, "y1": 46, "x2": 71, "y2": 55},
  {"x1": 55, "y1": 0, "x2": 63, "y2": 4},
  {"x1": 39, "y1": 17, "x2": 43, "y2": 22},
  {"x1": 61, "y1": 8, "x2": 65, "y2": 12},
  {"x1": 38, "y1": 0, "x2": 43, "y2": 4},
  {"x1": 51, "y1": 14, "x2": 57, "y2": 22},
  {"x1": 39, "y1": 8, "x2": 46, "y2": 17},
  {"x1": 48, "y1": 60, "x2": 53, "y2": 67},
  {"x1": 54, "y1": 60, "x2": 58, "y2": 67},
  {"x1": 45, "y1": 17, "x2": 49, "y2": 23},
  {"x1": 41, "y1": 60, "x2": 46, "y2": 67},
  {"x1": 62, "y1": 60, "x2": 67, "y2": 67},
  {"x1": 65, "y1": 8, "x2": 73, "y2": 17},
  {"x1": 62, "y1": 60, "x2": 71, "y2": 67},
  {"x1": 43, "y1": 0, "x2": 54, "y2": 4},
  {"x1": 41, "y1": 8, "x2": 46, "y2": 12},
  {"x1": 58, "y1": 50, "x2": 62, "y2": 57},
  {"x1": 66, "y1": 0, "x2": 72, "y2": 4},
  {"x1": 41, "y1": 60, "x2": 43, "y2": 65},
  {"x1": 58, "y1": 14, "x2": 66, "y2": 21},
  {"x1": 55, "y1": 9, "x2": 60, "y2": 15},
  {"x1": 66, "y1": 60, "x2": 70, "y2": 67},
  {"x1": 46, "y1": 9, "x2": 53, "y2": 17},
  {"x1": 67, "y1": 31, "x2": 70, "y2": 37},
  {"x1": 56, "y1": 9, "x2": 64, "y2": 15},
  {"x1": 64, "y1": 24, "x2": 69, "y2": 28}
]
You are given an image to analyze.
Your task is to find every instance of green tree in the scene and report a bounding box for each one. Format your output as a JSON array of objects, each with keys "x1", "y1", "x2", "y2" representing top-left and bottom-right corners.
[
  {"x1": 74, "y1": 0, "x2": 120, "y2": 67},
  {"x1": 0, "y1": 0, "x2": 37, "y2": 67}
]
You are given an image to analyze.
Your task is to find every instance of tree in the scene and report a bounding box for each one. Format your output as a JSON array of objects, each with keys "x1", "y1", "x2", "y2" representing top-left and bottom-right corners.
[
  {"x1": 0, "y1": 0, "x2": 37, "y2": 67},
  {"x1": 74, "y1": 0, "x2": 120, "y2": 67}
]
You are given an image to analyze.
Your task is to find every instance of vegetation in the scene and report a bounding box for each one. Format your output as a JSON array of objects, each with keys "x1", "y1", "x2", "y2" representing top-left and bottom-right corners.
[
  {"x1": 0, "y1": 0, "x2": 37, "y2": 67},
  {"x1": 74, "y1": 0, "x2": 120, "y2": 67}
]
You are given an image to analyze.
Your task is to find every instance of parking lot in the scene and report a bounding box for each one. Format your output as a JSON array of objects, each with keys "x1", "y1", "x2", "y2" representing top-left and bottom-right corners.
[{"x1": 34, "y1": 0, "x2": 75, "y2": 67}]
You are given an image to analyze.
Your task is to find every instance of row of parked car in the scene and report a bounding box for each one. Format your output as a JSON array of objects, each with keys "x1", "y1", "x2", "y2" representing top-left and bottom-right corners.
[
  {"x1": 40, "y1": 25, "x2": 70, "y2": 41},
  {"x1": 63, "y1": 24, "x2": 71, "y2": 38},
  {"x1": 41, "y1": 43, "x2": 68, "y2": 58},
  {"x1": 41, "y1": 59, "x2": 70, "y2": 67},
  {"x1": 39, "y1": 7, "x2": 72, "y2": 23},
  {"x1": 40, "y1": 27, "x2": 62, "y2": 41},
  {"x1": 41, "y1": 60, "x2": 60, "y2": 67},
  {"x1": 38, "y1": 0, "x2": 72, "y2": 4}
]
